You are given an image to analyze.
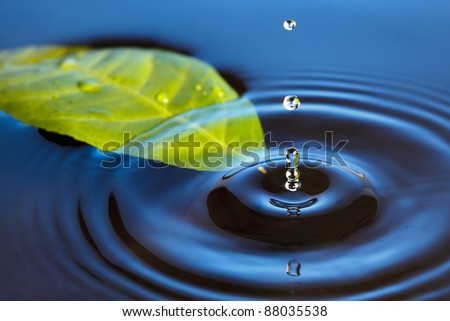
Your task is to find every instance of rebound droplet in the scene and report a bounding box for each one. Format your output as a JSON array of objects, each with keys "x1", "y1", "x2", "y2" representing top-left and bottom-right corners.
[
  {"x1": 286, "y1": 259, "x2": 301, "y2": 276},
  {"x1": 286, "y1": 147, "x2": 299, "y2": 169},
  {"x1": 286, "y1": 168, "x2": 300, "y2": 181},
  {"x1": 156, "y1": 92, "x2": 170, "y2": 104},
  {"x1": 283, "y1": 95, "x2": 301, "y2": 111},
  {"x1": 77, "y1": 80, "x2": 101, "y2": 94},
  {"x1": 285, "y1": 147, "x2": 301, "y2": 192},
  {"x1": 283, "y1": 19, "x2": 296, "y2": 31}
]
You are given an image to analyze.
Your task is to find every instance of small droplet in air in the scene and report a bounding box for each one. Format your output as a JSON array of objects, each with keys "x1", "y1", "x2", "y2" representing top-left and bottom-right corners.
[
  {"x1": 286, "y1": 259, "x2": 301, "y2": 276},
  {"x1": 156, "y1": 92, "x2": 170, "y2": 104},
  {"x1": 283, "y1": 95, "x2": 301, "y2": 111},
  {"x1": 283, "y1": 19, "x2": 296, "y2": 31},
  {"x1": 51, "y1": 94, "x2": 59, "y2": 100},
  {"x1": 195, "y1": 84, "x2": 203, "y2": 92},
  {"x1": 77, "y1": 80, "x2": 102, "y2": 94}
]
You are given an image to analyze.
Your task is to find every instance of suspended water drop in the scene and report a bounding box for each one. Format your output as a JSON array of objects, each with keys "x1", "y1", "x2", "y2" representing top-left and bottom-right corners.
[
  {"x1": 283, "y1": 19, "x2": 296, "y2": 31},
  {"x1": 77, "y1": 80, "x2": 101, "y2": 94},
  {"x1": 156, "y1": 92, "x2": 170, "y2": 104},
  {"x1": 286, "y1": 259, "x2": 301, "y2": 276},
  {"x1": 51, "y1": 94, "x2": 59, "y2": 100},
  {"x1": 283, "y1": 95, "x2": 301, "y2": 111}
]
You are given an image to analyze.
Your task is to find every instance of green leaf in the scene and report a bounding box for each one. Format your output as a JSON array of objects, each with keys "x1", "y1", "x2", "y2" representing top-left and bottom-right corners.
[{"x1": 0, "y1": 46, "x2": 264, "y2": 170}]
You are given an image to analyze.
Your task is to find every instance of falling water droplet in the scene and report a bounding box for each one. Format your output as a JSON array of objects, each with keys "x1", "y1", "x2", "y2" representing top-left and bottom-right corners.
[
  {"x1": 51, "y1": 94, "x2": 59, "y2": 100},
  {"x1": 283, "y1": 95, "x2": 301, "y2": 111},
  {"x1": 283, "y1": 19, "x2": 296, "y2": 31},
  {"x1": 156, "y1": 92, "x2": 170, "y2": 104},
  {"x1": 286, "y1": 259, "x2": 301, "y2": 276}
]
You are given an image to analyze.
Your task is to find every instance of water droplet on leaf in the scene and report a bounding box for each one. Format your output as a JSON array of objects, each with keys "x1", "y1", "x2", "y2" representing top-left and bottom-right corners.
[
  {"x1": 283, "y1": 19, "x2": 296, "y2": 31},
  {"x1": 156, "y1": 92, "x2": 170, "y2": 104},
  {"x1": 283, "y1": 95, "x2": 300, "y2": 110},
  {"x1": 77, "y1": 80, "x2": 101, "y2": 94},
  {"x1": 59, "y1": 57, "x2": 77, "y2": 69},
  {"x1": 212, "y1": 87, "x2": 225, "y2": 98}
]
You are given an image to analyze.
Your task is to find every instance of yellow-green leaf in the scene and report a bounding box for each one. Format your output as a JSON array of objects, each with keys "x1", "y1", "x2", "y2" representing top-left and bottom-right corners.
[
  {"x1": 0, "y1": 45, "x2": 87, "y2": 65},
  {"x1": 0, "y1": 46, "x2": 264, "y2": 170}
]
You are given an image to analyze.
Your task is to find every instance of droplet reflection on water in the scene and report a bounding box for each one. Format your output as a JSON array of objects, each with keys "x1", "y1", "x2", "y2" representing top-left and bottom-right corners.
[{"x1": 286, "y1": 259, "x2": 301, "y2": 277}]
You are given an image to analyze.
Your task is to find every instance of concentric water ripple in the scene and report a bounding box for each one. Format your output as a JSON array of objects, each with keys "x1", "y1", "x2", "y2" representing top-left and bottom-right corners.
[{"x1": 0, "y1": 67, "x2": 449, "y2": 300}]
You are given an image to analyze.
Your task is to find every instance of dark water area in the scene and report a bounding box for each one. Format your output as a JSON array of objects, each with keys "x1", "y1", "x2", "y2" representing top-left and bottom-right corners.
[{"x1": 0, "y1": 0, "x2": 449, "y2": 300}]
